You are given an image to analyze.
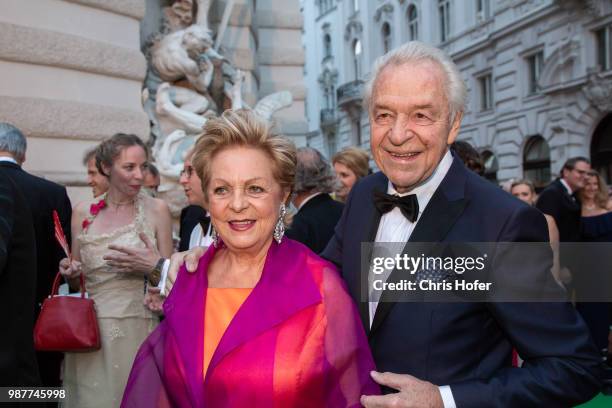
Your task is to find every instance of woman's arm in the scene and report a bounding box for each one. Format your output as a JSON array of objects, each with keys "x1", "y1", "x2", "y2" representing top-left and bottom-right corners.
[
  {"x1": 59, "y1": 202, "x2": 87, "y2": 290},
  {"x1": 153, "y1": 198, "x2": 173, "y2": 259}
]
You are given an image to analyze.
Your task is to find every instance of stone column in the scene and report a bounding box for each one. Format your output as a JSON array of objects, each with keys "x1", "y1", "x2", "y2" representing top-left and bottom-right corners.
[{"x1": 0, "y1": 0, "x2": 149, "y2": 203}]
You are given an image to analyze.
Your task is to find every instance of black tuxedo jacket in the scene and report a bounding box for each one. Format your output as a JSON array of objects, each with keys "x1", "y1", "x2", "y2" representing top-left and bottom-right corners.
[
  {"x1": 178, "y1": 205, "x2": 209, "y2": 252},
  {"x1": 322, "y1": 156, "x2": 601, "y2": 406},
  {"x1": 286, "y1": 193, "x2": 344, "y2": 254},
  {"x1": 0, "y1": 162, "x2": 72, "y2": 308},
  {"x1": 536, "y1": 178, "x2": 581, "y2": 242},
  {"x1": 0, "y1": 169, "x2": 40, "y2": 386}
]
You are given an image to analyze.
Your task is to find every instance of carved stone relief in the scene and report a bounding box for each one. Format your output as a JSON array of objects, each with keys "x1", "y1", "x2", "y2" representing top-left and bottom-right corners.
[{"x1": 141, "y1": 0, "x2": 294, "y2": 214}]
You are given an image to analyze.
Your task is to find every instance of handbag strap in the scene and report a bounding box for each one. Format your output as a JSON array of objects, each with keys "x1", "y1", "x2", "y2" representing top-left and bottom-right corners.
[{"x1": 50, "y1": 270, "x2": 87, "y2": 298}]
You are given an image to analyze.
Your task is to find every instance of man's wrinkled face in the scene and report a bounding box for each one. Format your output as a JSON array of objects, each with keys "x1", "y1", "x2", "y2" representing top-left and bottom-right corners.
[{"x1": 369, "y1": 61, "x2": 462, "y2": 193}]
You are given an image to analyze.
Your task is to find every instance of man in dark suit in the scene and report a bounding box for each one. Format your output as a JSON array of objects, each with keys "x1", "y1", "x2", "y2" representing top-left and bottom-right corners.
[
  {"x1": 286, "y1": 147, "x2": 344, "y2": 254},
  {"x1": 0, "y1": 123, "x2": 72, "y2": 388},
  {"x1": 536, "y1": 157, "x2": 590, "y2": 243},
  {"x1": 321, "y1": 42, "x2": 601, "y2": 407},
  {"x1": 0, "y1": 168, "x2": 40, "y2": 386}
]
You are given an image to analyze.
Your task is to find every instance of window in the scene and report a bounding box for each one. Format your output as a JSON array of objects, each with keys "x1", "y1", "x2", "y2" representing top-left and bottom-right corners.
[
  {"x1": 476, "y1": 0, "x2": 490, "y2": 20},
  {"x1": 352, "y1": 116, "x2": 362, "y2": 145},
  {"x1": 478, "y1": 74, "x2": 493, "y2": 111},
  {"x1": 590, "y1": 113, "x2": 612, "y2": 183},
  {"x1": 523, "y1": 135, "x2": 551, "y2": 189},
  {"x1": 353, "y1": 0, "x2": 359, "y2": 13},
  {"x1": 438, "y1": 0, "x2": 451, "y2": 42},
  {"x1": 323, "y1": 34, "x2": 332, "y2": 58},
  {"x1": 408, "y1": 5, "x2": 419, "y2": 41},
  {"x1": 481, "y1": 150, "x2": 498, "y2": 182},
  {"x1": 352, "y1": 39, "x2": 362, "y2": 80},
  {"x1": 596, "y1": 25, "x2": 612, "y2": 71},
  {"x1": 326, "y1": 131, "x2": 337, "y2": 157},
  {"x1": 382, "y1": 23, "x2": 392, "y2": 54},
  {"x1": 526, "y1": 51, "x2": 544, "y2": 95}
]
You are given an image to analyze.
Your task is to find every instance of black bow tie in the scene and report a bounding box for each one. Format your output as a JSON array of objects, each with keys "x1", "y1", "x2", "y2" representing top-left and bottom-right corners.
[{"x1": 373, "y1": 191, "x2": 419, "y2": 222}]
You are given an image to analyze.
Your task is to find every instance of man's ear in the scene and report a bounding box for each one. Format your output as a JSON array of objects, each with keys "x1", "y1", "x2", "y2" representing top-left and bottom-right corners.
[
  {"x1": 19, "y1": 153, "x2": 25, "y2": 166},
  {"x1": 446, "y1": 111, "x2": 464, "y2": 145}
]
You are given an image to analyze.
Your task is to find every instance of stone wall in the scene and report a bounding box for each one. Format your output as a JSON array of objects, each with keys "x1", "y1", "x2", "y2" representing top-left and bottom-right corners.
[{"x1": 0, "y1": 0, "x2": 150, "y2": 204}]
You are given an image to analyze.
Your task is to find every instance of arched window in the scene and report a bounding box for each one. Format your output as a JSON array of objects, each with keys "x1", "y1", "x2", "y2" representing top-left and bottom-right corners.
[
  {"x1": 323, "y1": 34, "x2": 332, "y2": 58},
  {"x1": 591, "y1": 113, "x2": 612, "y2": 183},
  {"x1": 481, "y1": 150, "x2": 498, "y2": 182},
  {"x1": 382, "y1": 22, "x2": 392, "y2": 54},
  {"x1": 407, "y1": 5, "x2": 418, "y2": 41},
  {"x1": 523, "y1": 135, "x2": 551, "y2": 189},
  {"x1": 352, "y1": 39, "x2": 362, "y2": 80}
]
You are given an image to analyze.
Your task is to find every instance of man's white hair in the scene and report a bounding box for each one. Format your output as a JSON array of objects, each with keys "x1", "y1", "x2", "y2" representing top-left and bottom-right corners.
[{"x1": 363, "y1": 41, "x2": 467, "y2": 124}]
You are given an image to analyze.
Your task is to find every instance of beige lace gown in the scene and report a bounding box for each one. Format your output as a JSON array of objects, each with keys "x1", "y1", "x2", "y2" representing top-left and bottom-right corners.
[{"x1": 62, "y1": 195, "x2": 158, "y2": 408}]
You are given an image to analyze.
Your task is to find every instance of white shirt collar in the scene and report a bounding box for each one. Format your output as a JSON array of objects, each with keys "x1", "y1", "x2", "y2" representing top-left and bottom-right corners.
[
  {"x1": 559, "y1": 178, "x2": 573, "y2": 195},
  {"x1": 386, "y1": 150, "x2": 454, "y2": 216},
  {"x1": 0, "y1": 157, "x2": 19, "y2": 165},
  {"x1": 297, "y1": 192, "x2": 324, "y2": 211}
]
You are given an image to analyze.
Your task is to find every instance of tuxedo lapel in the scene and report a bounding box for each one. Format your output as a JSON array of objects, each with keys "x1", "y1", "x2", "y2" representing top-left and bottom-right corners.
[
  {"x1": 369, "y1": 157, "x2": 469, "y2": 337},
  {"x1": 354, "y1": 174, "x2": 387, "y2": 334}
]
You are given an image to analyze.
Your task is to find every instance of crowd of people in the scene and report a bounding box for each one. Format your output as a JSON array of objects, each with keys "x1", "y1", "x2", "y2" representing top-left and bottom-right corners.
[{"x1": 1, "y1": 40, "x2": 611, "y2": 407}]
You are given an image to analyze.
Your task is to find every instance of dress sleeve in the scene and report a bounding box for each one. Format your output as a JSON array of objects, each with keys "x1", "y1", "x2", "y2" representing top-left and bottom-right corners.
[{"x1": 319, "y1": 263, "x2": 380, "y2": 406}]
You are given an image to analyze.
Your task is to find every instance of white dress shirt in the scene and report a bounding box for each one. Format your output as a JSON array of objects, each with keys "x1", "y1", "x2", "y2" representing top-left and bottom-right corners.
[
  {"x1": 369, "y1": 150, "x2": 456, "y2": 408},
  {"x1": 158, "y1": 212, "x2": 213, "y2": 295},
  {"x1": 0, "y1": 156, "x2": 19, "y2": 165}
]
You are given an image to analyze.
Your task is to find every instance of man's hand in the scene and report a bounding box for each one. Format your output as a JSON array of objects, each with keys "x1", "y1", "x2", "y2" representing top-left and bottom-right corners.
[
  {"x1": 104, "y1": 233, "x2": 160, "y2": 274},
  {"x1": 144, "y1": 286, "x2": 164, "y2": 314},
  {"x1": 361, "y1": 371, "x2": 444, "y2": 408},
  {"x1": 165, "y1": 246, "x2": 207, "y2": 292}
]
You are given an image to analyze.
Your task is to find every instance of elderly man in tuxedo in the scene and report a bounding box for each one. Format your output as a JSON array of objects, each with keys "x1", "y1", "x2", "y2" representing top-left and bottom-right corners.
[
  {"x1": 165, "y1": 42, "x2": 602, "y2": 407},
  {"x1": 0, "y1": 123, "x2": 72, "y2": 390},
  {"x1": 0, "y1": 169, "x2": 40, "y2": 386},
  {"x1": 320, "y1": 42, "x2": 600, "y2": 407}
]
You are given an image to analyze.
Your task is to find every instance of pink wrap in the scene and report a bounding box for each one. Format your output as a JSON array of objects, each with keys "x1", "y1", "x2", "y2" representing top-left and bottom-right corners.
[{"x1": 121, "y1": 239, "x2": 379, "y2": 407}]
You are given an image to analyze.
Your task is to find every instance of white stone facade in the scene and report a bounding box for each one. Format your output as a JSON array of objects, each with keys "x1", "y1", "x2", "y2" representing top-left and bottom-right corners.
[
  {"x1": 302, "y1": 0, "x2": 612, "y2": 186},
  {"x1": 0, "y1": 0, "x2": 306, "y2": 204}
]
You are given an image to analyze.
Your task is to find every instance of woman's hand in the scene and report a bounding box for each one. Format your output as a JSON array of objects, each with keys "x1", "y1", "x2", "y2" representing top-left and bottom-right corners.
[
  {"x1": 144, "y1": 286, "x2": 164, "y2": 315},
  {"x1": 59, "y1": 257, "x2": 82, "y2": 279},
  {"x1": 104, "y1": 233, "x2": 160, "y2": 275},
  {"x1": 166, "y1": 246, "x2": 208, "y2": 292}
]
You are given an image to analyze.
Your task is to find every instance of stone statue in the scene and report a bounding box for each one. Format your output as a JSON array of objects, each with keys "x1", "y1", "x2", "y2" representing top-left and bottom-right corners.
[{"x1": 142, "y1": 0, "x2": 294, "y2": 215}]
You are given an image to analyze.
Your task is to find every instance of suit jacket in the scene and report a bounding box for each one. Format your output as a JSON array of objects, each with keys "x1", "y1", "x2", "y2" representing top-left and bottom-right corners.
[
  {"x1": 536, "y1": 179, "x2": 581, "y2": 242},
  {"x1": 0, "y1": 169, "x2": 40, "y2": 386},
  {"x1": 322, "y1": 156, "x2": 601, "y2": 406},
  {"x1": 286, "y1": 193, "x2": 344, "y2": 254},
  {"x1": 0, "y1": 162, "x2": 72, "y2": 309},
  {"x1": 178, "y1": 205, "x2": 209, "y2": 252}
]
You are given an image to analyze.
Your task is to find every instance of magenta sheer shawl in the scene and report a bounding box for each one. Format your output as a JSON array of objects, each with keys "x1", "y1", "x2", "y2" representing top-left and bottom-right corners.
[{"x1": 121, "y1": 239, "x2": 379, "y2": 407}]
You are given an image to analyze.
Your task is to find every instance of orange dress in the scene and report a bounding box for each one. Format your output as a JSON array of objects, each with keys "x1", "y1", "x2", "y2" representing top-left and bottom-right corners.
[{"x1": 203, "y1": 288, "x2": 252, "y2": 376}]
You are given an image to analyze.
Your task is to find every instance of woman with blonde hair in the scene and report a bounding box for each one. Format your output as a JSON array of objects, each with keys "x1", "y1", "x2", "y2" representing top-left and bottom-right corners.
[
  {"x1": 577, "y1": 170, "x2": 612, "y2": 355},
  {"x1": 122, "y1": 110, "x2": 378, "y2": 407},
  {"x1": 332, "y1": 146, "x2": 370, "y2": 201},
  {"x1": 511, "y1": 179, "x2": 564, "y2": 284},
  {"x1": 59, "y1": 133, "x2": 173, "y2": 407}
]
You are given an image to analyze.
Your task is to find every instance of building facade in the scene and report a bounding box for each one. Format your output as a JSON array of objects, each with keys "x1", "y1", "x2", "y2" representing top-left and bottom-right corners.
[
  {"x1": 0, "y1": 0, "x2": 306, "y2": 204},
  {"x1": 302, "y1": 0, "x2": 612, "y2": 187}
]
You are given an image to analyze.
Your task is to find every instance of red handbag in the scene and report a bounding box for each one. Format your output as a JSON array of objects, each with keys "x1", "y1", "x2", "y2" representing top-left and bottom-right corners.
[{"x1": 33, "y1": 271, "x2": 101, "y2": 352}]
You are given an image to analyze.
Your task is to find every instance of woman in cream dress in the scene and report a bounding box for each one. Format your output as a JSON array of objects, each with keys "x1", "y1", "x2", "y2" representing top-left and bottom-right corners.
[{"x1": 59, "y1": 134, "x2": 172, "y2": 407}]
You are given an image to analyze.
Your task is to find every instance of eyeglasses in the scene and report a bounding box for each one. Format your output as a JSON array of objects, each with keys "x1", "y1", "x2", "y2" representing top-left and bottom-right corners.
[{"x1": 180, "y1": 166, "x2": 195, "y2": 178}]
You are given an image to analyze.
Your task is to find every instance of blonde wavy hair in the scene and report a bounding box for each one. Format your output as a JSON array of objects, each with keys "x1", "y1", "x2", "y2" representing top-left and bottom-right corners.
[{"x1": 191, "y1": 109, "x2": 297, "y2": 224}]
